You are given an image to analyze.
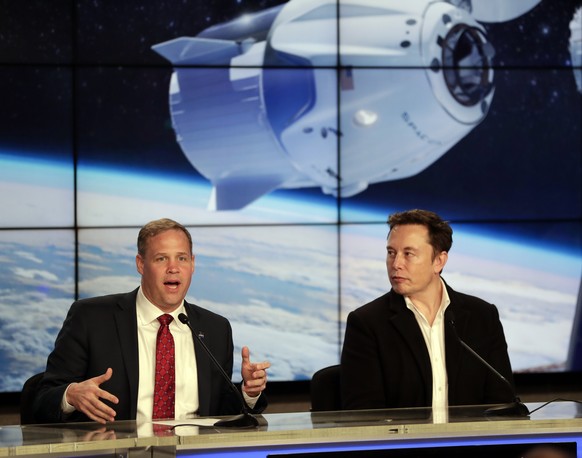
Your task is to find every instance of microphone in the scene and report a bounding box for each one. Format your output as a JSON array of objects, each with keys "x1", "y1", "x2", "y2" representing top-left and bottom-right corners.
[
  {"x1": 178, "y1": 313, "x2": 259, "y2": 428},
  {"x1": 448, "y1": 312, "x2": 529, "y2": 417}
]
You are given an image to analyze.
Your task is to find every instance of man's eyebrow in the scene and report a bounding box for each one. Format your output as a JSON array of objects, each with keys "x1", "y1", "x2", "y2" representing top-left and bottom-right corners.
[{"x1": 386, "y1": 245, "x2": 419, "y2": 251}]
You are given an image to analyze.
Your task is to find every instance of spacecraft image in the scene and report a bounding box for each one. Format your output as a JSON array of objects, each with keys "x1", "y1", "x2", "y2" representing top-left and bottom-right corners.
[{"x1": 151, "y1": 0, "x2": 575, "y2": 210}]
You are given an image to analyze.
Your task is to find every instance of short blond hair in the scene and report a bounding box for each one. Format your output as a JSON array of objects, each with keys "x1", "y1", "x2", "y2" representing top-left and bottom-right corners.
[{"x1": 137, "y1": 218, "x2": 192, "y2": 257}]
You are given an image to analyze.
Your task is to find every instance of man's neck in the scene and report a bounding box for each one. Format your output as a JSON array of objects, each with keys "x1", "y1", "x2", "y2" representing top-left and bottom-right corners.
[{"x1": 407, "y1": 278, "x2": 444, "y2": 326}]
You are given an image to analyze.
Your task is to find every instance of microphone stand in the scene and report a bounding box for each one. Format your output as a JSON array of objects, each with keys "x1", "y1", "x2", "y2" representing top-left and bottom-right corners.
[
  {"x1": 178, "y1": 313, "x2": 259, "y2": 428},
  {"x1": 449, "y1": 316, "x2": 529, "y2": 418},
  {"x1": 456, "y1": 339, "x2": 530, "y2": 417}
]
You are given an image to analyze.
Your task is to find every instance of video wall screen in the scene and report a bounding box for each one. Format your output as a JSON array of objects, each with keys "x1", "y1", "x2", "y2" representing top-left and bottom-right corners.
[
  {"x1": 340, "y1": 220, "x2": 582, "y2": 372},
  {"x1": 0, "y1": 0, "x2": 581, "y2": 393},
  {"x1": 77, "y1": 225, "x2": 340, "y2": 381},
  {"x1": 0, "y1": 230, "x2": 75, "y2": 391}
]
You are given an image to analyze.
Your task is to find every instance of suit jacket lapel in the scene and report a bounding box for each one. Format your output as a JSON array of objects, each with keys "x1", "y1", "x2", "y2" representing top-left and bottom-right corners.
[
  {"x1": 388, "y1": 292, "x2": 433, "y2": 402},
  {"x1": 184, "y1": 302, "x2": 212, "y2": 416},
  {"x1": 114, "y1": 289, "x2": 140, "y2": 419},
  {"x1": 444, "y1": 285, "x2": 469, "y2": 405}
]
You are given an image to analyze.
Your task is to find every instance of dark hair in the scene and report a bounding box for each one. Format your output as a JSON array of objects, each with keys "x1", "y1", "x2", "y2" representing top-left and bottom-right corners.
[
  {"x1": 388, "y1": 209, "x2": 453, "y2": 256},
  {"x1": 137, "y1": 218, "x2": 193, "y2": 257}
]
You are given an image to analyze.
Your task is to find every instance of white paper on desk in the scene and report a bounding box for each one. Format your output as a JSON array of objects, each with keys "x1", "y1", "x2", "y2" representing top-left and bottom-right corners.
[{"x1": 153, "y1": 418, "x2": 219, "y2": 427}]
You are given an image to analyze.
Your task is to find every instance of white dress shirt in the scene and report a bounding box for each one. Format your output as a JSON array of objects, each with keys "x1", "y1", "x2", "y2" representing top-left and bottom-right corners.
[
  {"x1": 404, "y1": 279, "x2": 450, "y2": 422},
  {"x1": 136, "y1": 287, "x2": 199, "y2": 422}
]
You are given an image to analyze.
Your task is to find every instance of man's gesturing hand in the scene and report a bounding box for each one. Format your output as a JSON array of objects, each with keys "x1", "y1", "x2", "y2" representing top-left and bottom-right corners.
[
  {"x1": 66, "y1": 368, "x2": 119, "y2": 424},
  {"x1": 241, "y1": 346, "x2": 270, "y2": 398}
]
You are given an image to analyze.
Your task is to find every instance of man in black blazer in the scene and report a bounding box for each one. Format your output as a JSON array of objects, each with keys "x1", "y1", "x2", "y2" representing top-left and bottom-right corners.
[
  {"x1": 341, "y1": 209, "x2": 515, "y2": 411},
  {"x1": 34, "y1": 218, "x2": 269, "y2": 424}
]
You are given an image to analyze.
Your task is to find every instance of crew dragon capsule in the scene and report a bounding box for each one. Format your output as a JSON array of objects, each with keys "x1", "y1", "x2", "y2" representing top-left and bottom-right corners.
[{"x1": 153, "y1": 0, "x2": 542, "y2": 210}]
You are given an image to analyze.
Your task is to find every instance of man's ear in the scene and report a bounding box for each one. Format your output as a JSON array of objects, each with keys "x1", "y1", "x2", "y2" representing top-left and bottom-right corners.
[
  {"x1": 136, "y1": 254, "x2": 144, "y2": 275},
  {"x1": 434, "y1": 250, "x2": 448, "y2": 274}
]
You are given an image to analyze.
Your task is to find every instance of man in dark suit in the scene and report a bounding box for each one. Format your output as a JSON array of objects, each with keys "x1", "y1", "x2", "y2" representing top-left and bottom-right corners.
[
  {"x1": 341, "y1": 209, "x2": 515, "y2": 412},
  {"x1": 34, "y1": 218, "x2": 269, "y2": 424}
]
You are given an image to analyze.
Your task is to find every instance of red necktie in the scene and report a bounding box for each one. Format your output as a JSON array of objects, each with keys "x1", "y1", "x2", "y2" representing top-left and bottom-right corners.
[{"x1": 153, "y1": 314, "x2": 175, "y2": 420}]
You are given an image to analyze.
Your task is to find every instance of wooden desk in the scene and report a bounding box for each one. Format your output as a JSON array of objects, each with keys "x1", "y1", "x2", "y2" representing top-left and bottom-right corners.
[{"x1": 1, "y1": 402, "x2": 581, "y2": 457}]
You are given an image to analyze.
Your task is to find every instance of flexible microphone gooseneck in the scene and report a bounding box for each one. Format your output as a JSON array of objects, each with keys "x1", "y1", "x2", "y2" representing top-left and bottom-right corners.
[
  {"x1": 178, "y1": 313, "x2": 259, "y2": 428},
  {"x1": 448, "y1": 312, "x2": 529, "y2": 417}
]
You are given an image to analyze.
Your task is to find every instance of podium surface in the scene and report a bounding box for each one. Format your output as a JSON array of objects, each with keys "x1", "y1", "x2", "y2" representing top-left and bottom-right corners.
[{"x1": 1, "y1": 401, "x2": 581, "y2": 457}]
